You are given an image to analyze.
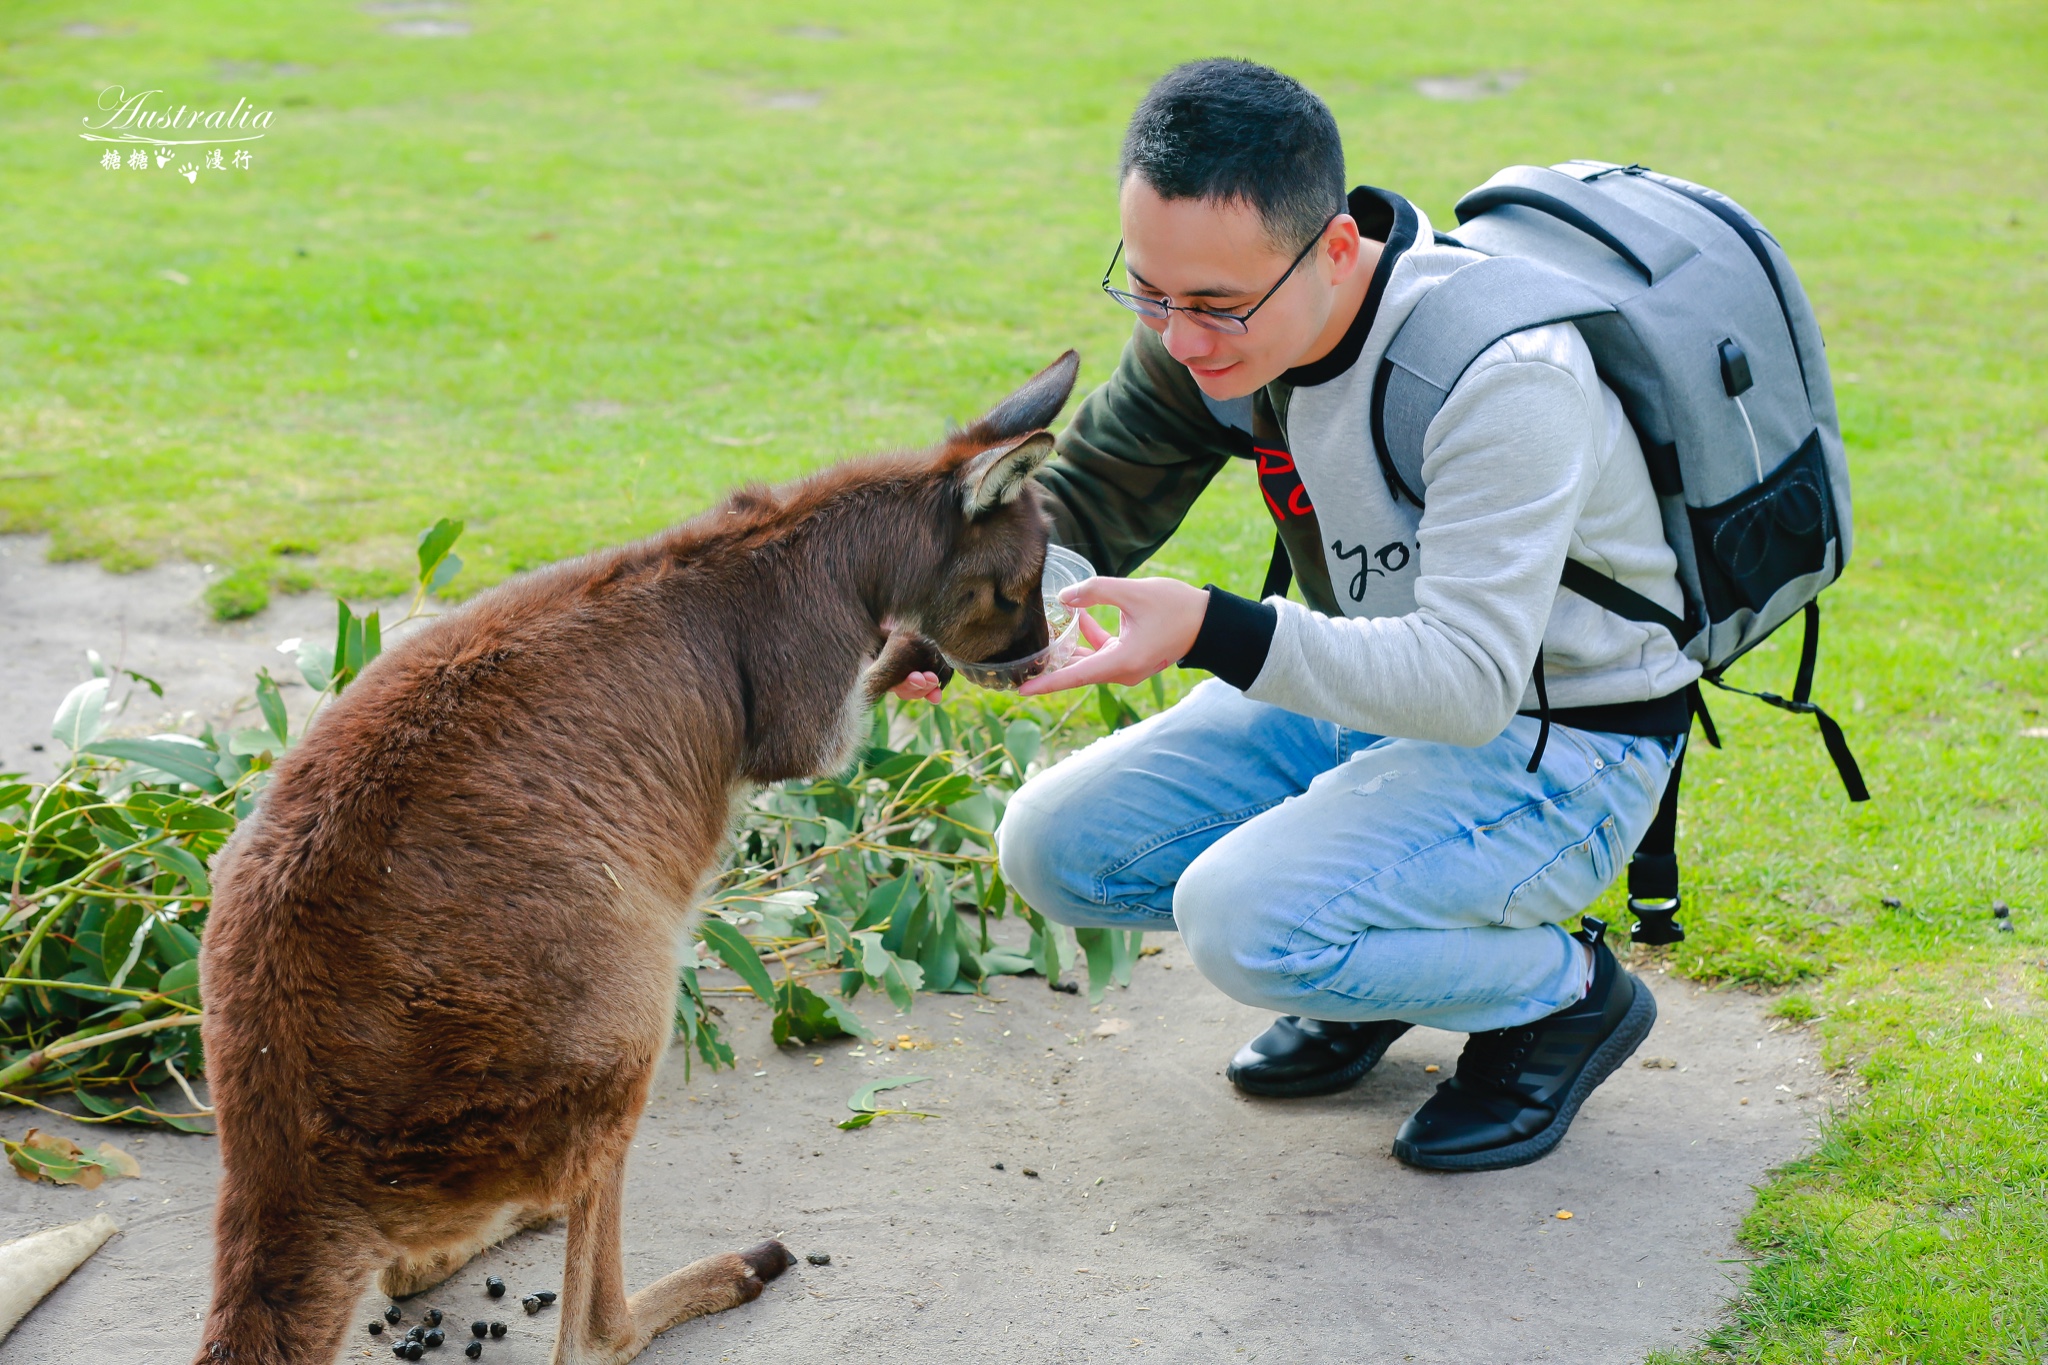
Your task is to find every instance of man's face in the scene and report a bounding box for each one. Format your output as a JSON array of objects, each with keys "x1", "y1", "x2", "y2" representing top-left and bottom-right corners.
[{"x1": 1115, "y1": 175, "x2": 1363, "y2": 400}]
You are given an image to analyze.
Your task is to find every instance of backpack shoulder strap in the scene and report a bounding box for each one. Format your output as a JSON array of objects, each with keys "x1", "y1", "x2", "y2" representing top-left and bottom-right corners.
[{"x1": 1370, "y1": 255, "x2": 1614, "y2": 506}]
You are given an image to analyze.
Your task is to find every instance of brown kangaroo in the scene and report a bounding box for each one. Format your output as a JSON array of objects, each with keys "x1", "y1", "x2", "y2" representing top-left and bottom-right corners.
[{"x1": 192, "y1": 352, "x2": 1081, "y2": 1364}]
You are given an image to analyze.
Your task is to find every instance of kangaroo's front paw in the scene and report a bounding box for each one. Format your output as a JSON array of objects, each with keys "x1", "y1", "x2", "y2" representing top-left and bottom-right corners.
[{"x1": 865, "y1": 630, "x2": 952, "y2": 701}]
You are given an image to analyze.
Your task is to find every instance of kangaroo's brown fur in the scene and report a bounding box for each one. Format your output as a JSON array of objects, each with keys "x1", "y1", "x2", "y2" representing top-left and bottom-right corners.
[{"x1": 192, "y1": 354, "x2": 1082, "y2": 1364}]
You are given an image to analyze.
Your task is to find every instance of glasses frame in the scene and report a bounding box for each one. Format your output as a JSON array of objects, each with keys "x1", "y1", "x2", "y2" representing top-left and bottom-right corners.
[{"x1": 1099, "y1": 213, "x2": 1339, "y2": 335}]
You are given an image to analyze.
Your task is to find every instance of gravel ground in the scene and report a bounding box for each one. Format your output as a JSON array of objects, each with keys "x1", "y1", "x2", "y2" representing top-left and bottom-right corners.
[{"x1": 0, "y1": 536, "x2": 1839, "y2": 1364}]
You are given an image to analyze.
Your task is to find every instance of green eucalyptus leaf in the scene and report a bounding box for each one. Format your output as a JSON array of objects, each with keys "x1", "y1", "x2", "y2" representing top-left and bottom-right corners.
[
  {"x1": 862, "y1": 751, "x2": 929, "y2": 784},
  {"x1": 152, "y1": 843, "x2": 211, "y2": 895},
  {"x1": 697, "y1": 917, "x2": 777, "y2": 1005},
  {"x1": 157, "y1": 958, "x2": 201, "y2": 1006},
  {"x1": 81, "y1": 738, "x2": 225, "y2": 793},
  {"x1": 100, "y1": 904, "x2": 147, "y2": 980},
  {"x1": 415, "y1": 517, "x2": 465, "y2": 583},
  {"x1": 149, "y1": 918, "x2": 201, "y2": 966},
  {"x1": 846, "y1": 1073, "x2": 930, "y2": 1113},
  {"x1": 1074, "y1": 926, "x2": 1116, "y2": 1003},
  {"x1": 1111, "y1": 929, "x2": 1143, "y2": 989},
  {"x1": 295, "y1": 640, "x2": 334, "y2": 694},
  {"x1": 228, "y1": 728, "x2": 282, "y2": 757},
  {"x1": 255, "y1": 668, "x2": 289, "y2": 744},
  {"x1": 771, "y1": 980, "x2": 857, "y2": 1045},
  {"x1": 915, "y1": 895, "x2": 960, "y2": 994},
  {"x1": 853, "y1": 930, "x2": 924, "y2": 1011},
  {"x1": 427, "y1": 553, "x2": 464, "y2": 594},
  {"x1": 855, "y1": 874, "x2": 917, "y2": 934},
  {"x1": 947, "y1": 793, "x2": 997, "y2": 842},
  {"x1": 1003, "y1": 718, "x2": 1042, "y2": 770},
  {"x1": 52, "y1": 678, "x2": 113, "y2": 749},
  {"x1": 905, "y1": 772, "x2": 975, "y2": 811}
]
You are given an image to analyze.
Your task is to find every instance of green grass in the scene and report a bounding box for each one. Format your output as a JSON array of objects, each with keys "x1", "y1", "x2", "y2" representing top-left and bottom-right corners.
[{"x1": 4, "y1": 1, "x2": 2046, "y2": 1359}]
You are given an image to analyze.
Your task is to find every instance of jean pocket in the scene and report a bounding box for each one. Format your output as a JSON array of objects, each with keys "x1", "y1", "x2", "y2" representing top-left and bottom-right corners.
[{"x1": 1500, "y1": 816, "x2": 1626, "y2": 929}]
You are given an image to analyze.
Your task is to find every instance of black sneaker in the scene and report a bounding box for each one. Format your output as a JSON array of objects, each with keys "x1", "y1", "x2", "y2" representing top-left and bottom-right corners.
[
  {"x1": 1226, "y1": 1017, "x2": 1413, "y2": 1098},
  {"x1": 1392, "y1": 917, "x2": 1655, "y2": 1171}
]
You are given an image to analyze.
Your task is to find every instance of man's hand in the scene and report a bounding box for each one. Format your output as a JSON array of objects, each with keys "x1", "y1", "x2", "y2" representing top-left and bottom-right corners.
[
  {"x1": 1018, "y1": 576, "x2": 1208, "y2": 696},
  {"x1": 890, "y1": 669, "x2": 946, "y2": 703},
  {"x1": 868, "y1": 629, "x2": 952, "y2": 704}
]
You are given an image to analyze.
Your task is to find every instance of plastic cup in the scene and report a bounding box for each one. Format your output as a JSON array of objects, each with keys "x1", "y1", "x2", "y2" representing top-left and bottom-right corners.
[{"x1": 941, "y1": 543, "x2": 1094, "y2": 691}]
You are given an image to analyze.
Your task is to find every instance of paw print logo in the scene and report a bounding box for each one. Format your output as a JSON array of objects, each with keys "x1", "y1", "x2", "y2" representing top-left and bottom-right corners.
[
  {"x1": 178, "y1": 163, "x2": 199, "y2": 184},
  {"x1": 155, "y1": 146, "x2": 174, "y2": 168}
]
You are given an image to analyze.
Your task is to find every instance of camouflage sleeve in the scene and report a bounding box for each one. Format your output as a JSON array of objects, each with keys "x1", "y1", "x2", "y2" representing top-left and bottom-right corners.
[{"x1": 1034, "y1": 322, "x2": 1245, "y2": 577}]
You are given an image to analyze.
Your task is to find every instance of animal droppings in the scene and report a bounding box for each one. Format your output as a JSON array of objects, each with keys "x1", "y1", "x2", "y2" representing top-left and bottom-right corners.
[
  {"x1": 466, "y1": 1344, "x2": 483, "y2": 1360},
  {"x1": 405, "y1": 1326, "x2": 425, "y2": 1342},
  {"x1": 806, "y1": 1251, "x2": 831, "y2": 1265},
  {"x1": 425, "y1": 1328, "x2": 446, "y2": 1347},
  {"x1": 535, "y1": 1290, "x2": 557, "y2": 1305},
  {"x1": 1993, "y1": 901, "x2": 2011, "y2": 918},
  {"x1": 489, "y1": 1322, "x2": 508, "y2": 1339},
  {"x1": 485, "y1": 1276, "x2": 506, "y2": 1298},
  {"x1": 385, "y1": 1305, "x2": 403, "y2": 1324},
  {"x1": 1882, "y1": 896, "x2": 1903, "y2": 908},
  {"x1": 471, "y1": 1321, "x2": 488, "y2": 1338},
  {"x1": 522, "y1": 1296, "x2": 542, "y2": 1314},
  {"x1": 368, "y1": 1321, "x2": 385, "y2": 1336},
  {"x1": 405, "y1": 1345, "x2": 425, "y2": 1363},
  {"x1": 1022, "y1": 1168, "x2": 1040, "y2": 1177},
  {"x1": 992, "y1": 1161, "x2": 1004, "y2": 1170},
  {"x1": 424, "y1": 1309, "x2": 443, "y2": 1327}
]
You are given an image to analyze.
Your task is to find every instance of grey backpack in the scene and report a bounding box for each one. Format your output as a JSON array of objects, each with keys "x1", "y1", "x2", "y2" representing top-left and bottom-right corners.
[{"x1": 1371, "y1": 160, "x2": 1868, "y2": 941}]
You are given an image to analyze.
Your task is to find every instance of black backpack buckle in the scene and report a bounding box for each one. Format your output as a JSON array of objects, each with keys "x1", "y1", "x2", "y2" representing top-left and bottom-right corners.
[{"x1": 1628, "y1": 897, "x2": 1686, "y2": 945}]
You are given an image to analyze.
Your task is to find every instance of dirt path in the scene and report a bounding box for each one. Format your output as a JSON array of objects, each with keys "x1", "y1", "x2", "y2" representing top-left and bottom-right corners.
[
  {"x1": 2, "y1": 536, "x2": 353, "y2": 780},
  {"x1": 0, "y1": 538, "x2": 1839, "y2": 1364}
]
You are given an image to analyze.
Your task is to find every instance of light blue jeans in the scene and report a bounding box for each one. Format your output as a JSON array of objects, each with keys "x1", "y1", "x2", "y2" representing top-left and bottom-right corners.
[{"x1": 997, "y1": 680, "x2": 1681, "y2": 1034}]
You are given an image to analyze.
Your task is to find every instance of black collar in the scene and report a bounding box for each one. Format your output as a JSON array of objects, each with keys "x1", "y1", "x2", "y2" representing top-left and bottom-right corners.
[{"x1": 1279, "y1": 186, "x2": 1418, "y2": 389}]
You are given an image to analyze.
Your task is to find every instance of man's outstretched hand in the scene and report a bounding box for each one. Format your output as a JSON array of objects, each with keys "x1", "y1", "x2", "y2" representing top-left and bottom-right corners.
[{"x1": 1018, "y1": 576, "x2": 1209, "y2": 696}]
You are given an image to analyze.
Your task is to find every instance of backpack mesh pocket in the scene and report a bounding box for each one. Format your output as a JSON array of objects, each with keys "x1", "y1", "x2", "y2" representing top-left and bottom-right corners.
[{"x1": 1688, "y1": 430, "x2": 1838, "y2": 618}]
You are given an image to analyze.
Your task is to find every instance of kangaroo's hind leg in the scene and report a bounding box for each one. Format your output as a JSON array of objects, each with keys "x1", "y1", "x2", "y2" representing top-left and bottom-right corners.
[{"x1": 549, "y1": 1151, "x2": 792, "y2": 1365}]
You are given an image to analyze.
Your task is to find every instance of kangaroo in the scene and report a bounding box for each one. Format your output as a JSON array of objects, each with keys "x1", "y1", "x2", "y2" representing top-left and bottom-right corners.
[{"x1": 192, "y1": 352, "x2": 1081, "y2": 1364}]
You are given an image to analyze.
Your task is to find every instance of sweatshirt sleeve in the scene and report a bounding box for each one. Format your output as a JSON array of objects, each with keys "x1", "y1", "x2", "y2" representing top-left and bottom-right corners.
[
  {"x1": 1035, "y1": 322, "x2": 1243, "y2": 577},
  {"x1": 1243, "y1": 340, "x2": 1601, "y2": 745}
]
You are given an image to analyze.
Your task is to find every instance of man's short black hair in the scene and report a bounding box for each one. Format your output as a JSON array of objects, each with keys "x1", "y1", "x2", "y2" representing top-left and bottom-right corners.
[{"x1": 1118, "y1": 59, "x2": 1347, "y2": 252}]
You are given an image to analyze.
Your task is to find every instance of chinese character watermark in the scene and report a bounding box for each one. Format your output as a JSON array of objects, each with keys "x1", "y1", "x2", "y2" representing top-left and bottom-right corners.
[{"x1": 82, "y1": 86, "x2": 273, "y2": 181}]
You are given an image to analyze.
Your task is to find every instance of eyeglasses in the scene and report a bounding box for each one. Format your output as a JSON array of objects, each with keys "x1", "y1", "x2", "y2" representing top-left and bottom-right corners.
[{"x1": 1099, "y1": 214, "x2": 1338, "y2": 336}]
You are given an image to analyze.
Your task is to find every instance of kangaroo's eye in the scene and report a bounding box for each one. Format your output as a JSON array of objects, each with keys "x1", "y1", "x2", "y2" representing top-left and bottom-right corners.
[{"x1": 992, "y1": 589, "x2": 1020, "y2": 613}]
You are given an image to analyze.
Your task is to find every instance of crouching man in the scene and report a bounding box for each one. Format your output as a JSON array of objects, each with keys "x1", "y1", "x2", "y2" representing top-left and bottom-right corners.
[{"x1": 899, "y1": 59, "x2": 1696, "y2": 1170}]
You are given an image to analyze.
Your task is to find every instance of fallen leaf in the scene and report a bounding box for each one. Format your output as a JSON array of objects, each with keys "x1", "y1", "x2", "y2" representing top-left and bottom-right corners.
[
  {"x1": 1423, "y1": 1064, "x2": 1440, "y2": 1073},
  {"x1": 1554, "y1": 1210, "x2": 1573, "y2": 1220},
  {"x1": 93, "y1": 1143, "x2": 142, "y2": 1179},
  {"x1": 1641, "y1": 1056, "x2": 1679, "y2": 1069}
]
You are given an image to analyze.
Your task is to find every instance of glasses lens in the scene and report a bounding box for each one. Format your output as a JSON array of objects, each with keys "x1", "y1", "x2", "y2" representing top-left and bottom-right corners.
[
  {"x1": 1104, "y1": 287, "x2": 1170, "y2": 320},
  {"x1": 1184, "y1": 309, "x2": 1250, "y2": 335}
]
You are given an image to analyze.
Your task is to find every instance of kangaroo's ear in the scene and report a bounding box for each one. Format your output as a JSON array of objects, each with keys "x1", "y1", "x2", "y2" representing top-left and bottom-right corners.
[
  {"x1": 959, "y1": 430, "x2": 1055, "y2": 517},
  {"x1": 959, "y1": 350, "x2": 1080, "y2": 445}
]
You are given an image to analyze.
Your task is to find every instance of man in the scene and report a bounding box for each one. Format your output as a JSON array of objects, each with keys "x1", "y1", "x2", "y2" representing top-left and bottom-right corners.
[{"x1": 900, "y1": 59, "x2": 1696, "y2": 1171}]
